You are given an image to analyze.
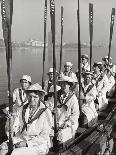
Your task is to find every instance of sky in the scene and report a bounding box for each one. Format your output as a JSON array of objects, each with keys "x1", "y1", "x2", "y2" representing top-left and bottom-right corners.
[{"x1": 0, "y1": 0, "x2": 116, "y2": 45}]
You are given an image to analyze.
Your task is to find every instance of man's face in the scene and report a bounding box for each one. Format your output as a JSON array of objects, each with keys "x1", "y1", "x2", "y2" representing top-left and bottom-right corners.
[
  {"x1": 20, "y1": 79, "x2": 30, "y2": 90},
  {"x1": 59, "y1": 81, "x2": 70, "y2": 93},
  {"x1": 28, "y1": 92, "x2": 39, "y2": 110},
  {"x1": 64, "y1": 65, "x2": 71, "y2": 72},
  {"x1": 82, "y1": 57, "x2": 88, "y2": 65},
  {"x1": 94, "y1": 66, "x2": 100, "y2": 74},
  {"x1": 85, "y1": 75, "x2": 91, "y2": 85},
  {"x1": 49, "y1": 72, "x2": 53, "y2": 81},
  {"x1": 104, "y1": 58, "x2": 111, "y2": 65}
]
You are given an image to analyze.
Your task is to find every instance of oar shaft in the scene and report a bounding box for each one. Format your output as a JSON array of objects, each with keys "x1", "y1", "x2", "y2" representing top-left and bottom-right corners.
[
  {"x1": 59, "y1": 6, "x2": 63, "y2": 73},
  {"x1": 89, "y1": 3, "x2": 93, "y2": 71},
  {"x1": 50, "y1": 0, "x2": 58, "y2": 151},
  {"x1": 108, "y1": 8, "x2": 115, "y2": 65},
  {"x1": 77, "y1": 0, "x2": 82, "y2": 114},
  {"x1": 42, "y1": 0, "x2": 47, "y2": 89}
]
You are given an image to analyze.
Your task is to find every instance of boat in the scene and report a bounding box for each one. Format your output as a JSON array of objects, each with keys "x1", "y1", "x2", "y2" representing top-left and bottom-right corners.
[
  {"x1": 47, "y1": 93, "x2": 116, "y2": 155},
  {"x1": 0, "y1": 0, "x2": 116, "y2": 155}
]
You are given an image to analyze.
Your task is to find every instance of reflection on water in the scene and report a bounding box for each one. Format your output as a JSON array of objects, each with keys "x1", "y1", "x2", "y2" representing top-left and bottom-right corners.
[{"x1": 0, "y1": 46, "x2": 116, "y2": 105}]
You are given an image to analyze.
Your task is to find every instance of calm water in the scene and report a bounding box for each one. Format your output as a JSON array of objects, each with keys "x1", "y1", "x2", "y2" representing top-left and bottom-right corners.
[{"x1": 0, "y1": 46, "x2": 116, "y2": 105}]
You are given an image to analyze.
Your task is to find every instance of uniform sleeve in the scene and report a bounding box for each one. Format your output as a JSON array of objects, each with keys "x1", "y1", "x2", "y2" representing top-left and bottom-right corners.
[
  {"x1": 13, "y1": 89, "x2": 18, "y2": 103},
  {"x1": 66, "y1": 95, "x2": 80, "y2": 129},
  {"x1": 86, "y1": 85, "x2": 97, "y2": 101},
  {"x1": 102, "y1": 75, "x2": 108, "y2": 94}
]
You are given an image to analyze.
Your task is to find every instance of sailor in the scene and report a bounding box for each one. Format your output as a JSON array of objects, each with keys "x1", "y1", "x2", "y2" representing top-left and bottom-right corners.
[
  {"x1": 80, "y1": 71, "x2": 98, "y2": 127},
  {"x1": 81, "y1": 54, "x2": 90, "y2": 72},
  {"x1": 93, "y1": 62, "x2": 109, "y2": 111},
  {"x1": 13, "y1": 75, "x2": 31, "y2": 107},
  {"x1": 44, "y1": 67, "x2": 59, "y2": 93},
  {"x1": 11, "y1": 83, "x2": 53, "y2": 155},
  {"x1": 61, "y1": 62, "x2": 77, "y2": 81},
  {"x1": 102, "y1": 56, "x2": 116, "y2": 97},
  {"x1": 5, "y1": 75, "x2": 32, "y2": 135},
  {"x1": 51, "y1": 76, "x2": 80, "y2": 143},
  {"x1": 76, "y1": 54, "x2": 90, "y2": 82}
]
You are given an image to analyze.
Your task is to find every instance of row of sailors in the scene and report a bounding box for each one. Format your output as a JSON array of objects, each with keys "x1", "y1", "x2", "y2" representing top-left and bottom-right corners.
[{"x1": 0, "y1": 55, "x2": 115, "y2": 155}]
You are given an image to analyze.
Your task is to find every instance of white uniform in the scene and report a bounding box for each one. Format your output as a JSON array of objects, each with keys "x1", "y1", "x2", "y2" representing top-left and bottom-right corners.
[
  {"x1": 81, "y1": 82, "x2": 98, "y2": 127},
  {"x1": 5, "y1": 88, "x2": 28, "y2": 135},
  {"x1": 106, "y1": 65, "x2": 116, "y2": 92},
  {"x1": 61, "y1": 71, "x2": 77, "y2": 82},
  {"x1": 11, "y1": 102, "x2": 53, "y2": 155},
  {"x1": 81, "y1": 62, "x2": 90, "y2": 72},
  {"x1": 44, "y1": 80, "x2": 53, "y2": 93},
  {"x1": 95, "y1": 74, "x2": 108, "y2": 110},
  {"x1": 50, "y1": 92, "x2": 79, "y2": 143}
]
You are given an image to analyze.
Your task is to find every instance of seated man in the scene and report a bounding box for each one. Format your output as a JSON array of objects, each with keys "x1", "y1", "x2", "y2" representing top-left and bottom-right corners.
[
  {"x1": 61, "y1": 62, "x2": 77, "y2": 81},
  {"x1": 44, "y1": 76, "x2": 79, "y2": 143},
  {"x1": 80, "y1": 71, "x2": 98, "y2": 127},
  {"x1": 10, "y1": 83, "x2": 53, "y2": 155},
  {"x1": 102, "y1": 56, "x2": 116, "y2": 97},
  {"x1": 81, "y1": 54, "x2": 90, "y2": 73},
  {"x1": 5, "y1": 75, "x2": 32, "y2": 137},
  {"x1": 44, "y1": 67, "x2": 59, "y2": 93},
  {"x1": 56, "y1": 76, "x2": 79, "y2": 143},
  {"x1": 93, "y1": 62, "x2": 109, "y2": 111}
]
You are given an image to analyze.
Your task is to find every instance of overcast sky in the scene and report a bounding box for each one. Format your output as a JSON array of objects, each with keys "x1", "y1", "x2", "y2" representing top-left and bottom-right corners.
[{"x1": 0, "y1": 0, "x2": 116, "y2": 45}]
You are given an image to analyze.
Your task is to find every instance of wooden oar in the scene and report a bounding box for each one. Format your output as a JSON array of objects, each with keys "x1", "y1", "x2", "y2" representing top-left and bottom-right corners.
[
  {"x1": 108, "y1": 8, "x2": 115, "y2": 65},
  {"x1": 77, "y1": 0, "x2": 82, "y2": 123},
  {"x1": 89, "y1": 3, "x2": 93, "y2": 71},
  {"x1": 50, "y1": 0, "x2": 59, "y2": 152},
  {"x1": 59, "y1": 6, "x2": 63, "y2": 74},
  {"x1": 1, "y1": 0, "x2": 13, "y2": 153},
  {"x1": 42, "y1": 0, "x2": 47, "y2": 89}
]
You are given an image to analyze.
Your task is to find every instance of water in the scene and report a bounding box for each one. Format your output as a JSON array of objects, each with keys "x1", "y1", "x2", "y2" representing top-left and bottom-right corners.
[{"x1": 0, "y1": 46, "x2": 116, "y2": 105}]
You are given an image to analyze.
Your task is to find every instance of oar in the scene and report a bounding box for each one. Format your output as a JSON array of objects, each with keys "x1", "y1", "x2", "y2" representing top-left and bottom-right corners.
[
  {"x1": 89, "y1": 3, "x2": 93, "y2": 71},
  {"x1": 50, "y1": 0, "x2": 59, "y2": 152},
  {"x1": 1, "y1": 0, "x2": 13, "y2": 153},
  {"x1": 42, "y1": 0, "x2": 47, "y2": 89},
  {"x1": 108, "y1": 8, "x2": 115, "y2": 65},
  {"x1": 77, "y1": 0, "x2": 82, "y2": 123},
  {"x1": 59, "y1": 6, "x2": 63, "y2": 74}
]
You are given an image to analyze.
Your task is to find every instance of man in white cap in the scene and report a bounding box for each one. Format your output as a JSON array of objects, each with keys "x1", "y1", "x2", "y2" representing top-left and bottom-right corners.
[
  {"x1": 61, "y1": 62, "x2": 77, "y2": 81},
  {"x1": 5, "y1": 75, "x2": 32, "y2": 136},
  {"x1": 81, "y1": 54, "x2": 90, "y2": 72},
  {"x1": 93, "y1": 62, "x2": 108, "y2": 111},
  {"x1": 52, "y1": 76, "x2": 80, "y2": 143},
  {"x1": 79, "y1": 71, "x2": 98, "y2": 127},
  {"x1": 102, "y1": 56, "x2": 116, "y2": 97},
  {"x1": 12, "y1": 75, "x2": 32, "y2": 134},
  {"x1": 44, "y1": 67, "x2": 59, "y2": 93},
  {"x1": 10, "y1": 83, "x2": 53, "y2": 155},
  {"x1": 13, "y1": 75, "x2": 32, "y2": 107}
]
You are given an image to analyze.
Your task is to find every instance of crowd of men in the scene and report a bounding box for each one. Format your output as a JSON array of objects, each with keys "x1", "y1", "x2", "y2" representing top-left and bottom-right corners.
[{"x1": 0, "y1": 54, "x2": 116, "y2": 155}]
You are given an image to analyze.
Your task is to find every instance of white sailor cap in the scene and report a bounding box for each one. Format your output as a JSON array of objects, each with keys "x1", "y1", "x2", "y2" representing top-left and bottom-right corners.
[
  {"x1": 47, "y1": 68, "x2": 58, "y2": 75},
  {"x1": 81, "y1": 54, "x2": 89, "y2": 59},
  {"x1": 20, "y1": 75, "x2": 32, "y2": 83},
  {"x1": 102, "y1": 56, "x2": 112, "y2": 61},
  {"x1": 93, "y1": 62, "x2": 102, "y2": 66},
  {"x1": 84, "y1": 71, "x2": 93, "y2": 77},
  {"x1": 64, "y1": 62, "x2": 73, "y2": 67},
  {"x1": 26, "y1": 83, "x2": 47, "y2": 94}
]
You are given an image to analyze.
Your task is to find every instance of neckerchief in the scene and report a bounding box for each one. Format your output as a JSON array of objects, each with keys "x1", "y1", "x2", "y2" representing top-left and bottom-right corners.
[
  {"x1": 95, "y1": 74, "x2": 104, "y2": 87},
  {"x1": 22, "y1": 103, "x2": 46, "y2": 132},
  {"x1": 57, "y1": 91, "x2": 74, "y2": 110},
  {"x1": 81, "y1": 83, "x2": 94, "y2": 96},
  {"x1": 63, "y1": 71, "x2": 72, "y2": 77},
  {"x1": 19, "y1": 88, "x2": 28, "y2": 106}
]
